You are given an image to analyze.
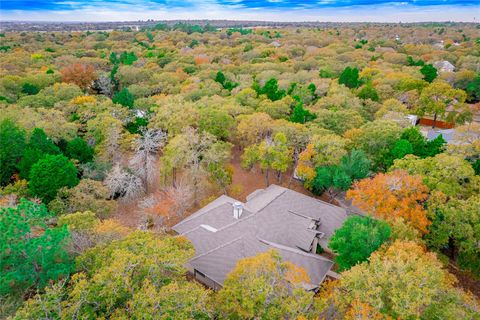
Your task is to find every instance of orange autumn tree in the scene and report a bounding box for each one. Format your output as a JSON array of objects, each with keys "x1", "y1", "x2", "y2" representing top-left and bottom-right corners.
[
  {"x1": 61, "y1": 63, "x2": 97, "y2": 90},
  {"x1": 346, "y1": 170, "x2": 430, "y2": 233}
]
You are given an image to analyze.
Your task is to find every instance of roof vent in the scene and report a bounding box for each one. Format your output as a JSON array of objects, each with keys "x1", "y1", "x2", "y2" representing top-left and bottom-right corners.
[{"x1": 233, "y1": 201, "x2": 243, "y2": 219}]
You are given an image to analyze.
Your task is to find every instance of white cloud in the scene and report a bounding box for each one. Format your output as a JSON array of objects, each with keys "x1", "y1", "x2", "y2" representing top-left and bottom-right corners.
[{"x1": 0, "y1": 4, "x2": 477, "y2": 22}]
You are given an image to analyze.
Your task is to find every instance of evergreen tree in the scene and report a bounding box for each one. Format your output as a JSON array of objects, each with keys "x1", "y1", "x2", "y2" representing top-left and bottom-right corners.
[
  {"x1": 0, "y1": 119, "x2": 26, "y2": 186},
  {"x1": 329, "y1": 215, "x2": 391, "y2": 271},
  {"x1": 112, "y1": 88, "x2": 135, "y2": 108},
  {"x1": 29, "y1": 154, "x2": 79, "y2": 202},
  {"x1": 339, "y1": 66, "x2": 361, "y2": 88},
  {"x1": 0, "y1": 199, "x2": 72, "y2": 295}
]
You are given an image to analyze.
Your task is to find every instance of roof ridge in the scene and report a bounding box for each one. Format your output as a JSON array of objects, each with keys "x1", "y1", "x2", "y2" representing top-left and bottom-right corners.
[
  {"x1": 173, "y1": 197, "x2": 236, "y2": 228},
  {"x1": 287, "y1": 209, "x2": 316, "y2": 220},
  {"x1": 252, "y1": 188, "x2": 287, "y2": 213},
  {"x1": 257, "y1": 238, "x2": 333, "y2": 263},
  {"x1": 284, "y1": 188, "x2": 345, "y2": 211},
  {"x1": 189, "y1": 235, "x2": 245, "y2": 262},
  {"x1": 213, "y1": 211, "x2": 258, "y2": 232},
  {"x1": 179, "y1": 205, "x2": 257, "y2": 235}
]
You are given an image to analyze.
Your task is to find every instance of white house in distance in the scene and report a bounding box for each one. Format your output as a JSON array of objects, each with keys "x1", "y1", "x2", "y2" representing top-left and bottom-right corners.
[
  {"x1": 433, "y1": 60, "x2": 455, "y2": 73},
  {"x1": 173, "y1": 185, "x2": 348, "y2": 291}
]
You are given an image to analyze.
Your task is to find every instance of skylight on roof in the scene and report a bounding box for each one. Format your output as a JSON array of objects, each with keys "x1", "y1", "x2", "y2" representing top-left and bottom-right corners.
[{"x1": 200, "y1": 224, "x2": 218, "y2": 232}]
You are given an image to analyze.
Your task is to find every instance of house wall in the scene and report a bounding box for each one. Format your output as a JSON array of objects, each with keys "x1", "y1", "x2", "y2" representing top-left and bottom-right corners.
[{"x1": 194, "y1": 269, "x2": 222, "y2": 291}]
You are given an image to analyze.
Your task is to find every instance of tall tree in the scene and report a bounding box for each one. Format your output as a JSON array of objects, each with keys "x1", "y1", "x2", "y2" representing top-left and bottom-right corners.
[
  {"x1": 65, "y1": 137, "x2": 94, "y2": 163},
  {"x1": 18, "y1": 128, "x2": 60, "y2": 179},
  {"x1": 0, "y1": 200, "x2": 72, "y2": 296},
  {"x1": 350, "y1": 120, "x2": 402, "y2": 170},
  {"x1": 347, "y1": 170, "x2": 431, "y2": 233},
  {"x1": 161, "y1": 128, "x2": 231, "y2": 201},
  {"x1": 0, "y1": 119, "x2": 26, "y2": 186},
  {"x1": 391, "y1": 154, "x2": 476, "y2": 198},
  {"x1": 417, "y1": 81, "x2": 467, "y2": 128},
  {"x1": 60, "y1": 63, "x2": 97, "y2": 90},
  {"x1": 420, "y1": 64, "x2": 438, "y2": 83},
  {"x1": 320, "y1": 241, "x2": 480, "y2": 319},
  {"x1": 338, "y1": 66, "x2": 361, "y2": 89},
  {"x1": 112, "y1": 88, "x2": 135, "y2": 108},
  {"x1": 104, "y1": 165, "x2": 144, "y2": 201},
  {"x1": 215, "y1": 250, "x2": 319, "y2": 319},
  {"x1": 14, "y1": 232, "x2": 203, "y2": 319},
  {"x1": 29, "y1": 154, "x2": 79, "y2": 203},
  {"x1": 129, "y1": 128, "x2": 167, "y2": 191},
  {"x1": 241, "y1": 132, "x2": 293, "y2": 186},
  {"x1": 427, "y1": 194, "x2": 480, "y2": 275},
  {"x1": 296, "y1": 134, "x2": 348, "y2": 185}
]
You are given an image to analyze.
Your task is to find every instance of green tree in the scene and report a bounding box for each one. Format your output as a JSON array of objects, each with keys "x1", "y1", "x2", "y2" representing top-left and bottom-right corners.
[
  {"x1": 289, "y1": 102, "x2": 316, "y2": 124},
  {"x1": 424, "y1": 135, "x2": 446, "y2": 157},
  {"x1": 29, "y1": 154, "x2": 79, "y2": 202},
  {"x1": 382, "y1": 139, "x2": 413, "y2": 168},
  {"x1": 119, "y1": 51, "x2": 138, "y2": 65},
  {"x1": 0, "y1": 119, "x2": 26, "y2": 186},
  {"x1": 420, "y1": 64, "x2": 438, "y2": 83},
  {"x1": 48, "y1": 179, "x2": 117, "y2": 218},
  {"x1": 112, "y1": 88, "x2": 135, "y2": 108},
  {"x1": 310, "y1": 150, "x2": 371, "y2": 196},
  {"x1": 215, "y1": 250, "x2": 319, "y2": 319},
  {"x1": 65, "y1": 137, "x2": 94, "y2": 163},
  {"x1": 311, "y1": 165, "x2": 351, "y2": 196},
  {"x1": 427, "y1": 194, "x2": 480, "y2": 276},
  {"x1": 241, "y1": 132, "x2": 293, "y2": 185},
  {"x1": 340, "y1": 149, "x2": 371, "y2": 181},
  {"x1": 352, "y1": 120, "x2": 402, "y2": 170},
  {"x1": 401, "y1": 127, "x2": 427, "y2": 156},
  {"x1": 14, "y1": 232, "x2": 203, "y2": 319},
  {"x1": 320, "y1": 241, "x2": 480, "y2": 319},
  {"x1": 253, "y1": 78, "x2": 286, "y2": 101},
  {"x1": 329, "y1": 216, "x2": 391, "y2": 271},
  {"x1": 465, "y1": 73, "x2": 480, "y2": 102},
  {"x1": 0, "y1": 199, "x2": 72, "y2": 295},
  {"x1": 21, "y1": 83, "x2": 39, "y2": 95},
  {"x1": 391, "y1": 154, "x2": 475, "y2": 197},
  {"x1": 18, "y1": 128, "x2": 60, "y2": 179},
  {"x1": 338, "y1": 66, "x2": 361, "y2": 89},
  {"x1": 357, "y1": 83, "x2": 379, "y2": 101},
  {"x1": 199, "y1": 108, "x2": 235, "y2": 140},
  {"x1": 417, "y1": 81, "x2": 467, "y2": 128}
]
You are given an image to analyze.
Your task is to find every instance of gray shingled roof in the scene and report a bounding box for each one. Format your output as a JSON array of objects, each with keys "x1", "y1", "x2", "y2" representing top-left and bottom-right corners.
[
  {"x1": 173, "y1": 185, "x2": 347, "y2": 288},
  {"x1": 189, "y1": 235, "x2": 333, "y2": 287}
]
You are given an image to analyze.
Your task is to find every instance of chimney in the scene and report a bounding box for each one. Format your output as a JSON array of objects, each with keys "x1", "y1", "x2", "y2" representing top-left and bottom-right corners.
[{"x1": 233, "y1": 201, "x2": 243, "y2": 219}]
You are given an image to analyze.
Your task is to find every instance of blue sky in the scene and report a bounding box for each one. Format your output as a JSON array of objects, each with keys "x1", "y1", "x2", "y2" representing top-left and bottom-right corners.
[{"x1": 1, "y1": 0, "x2": 479, "y2": 22}]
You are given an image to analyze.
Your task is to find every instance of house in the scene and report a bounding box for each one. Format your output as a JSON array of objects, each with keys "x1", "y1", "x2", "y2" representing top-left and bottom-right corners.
[
  {"x1": 173, "y1": 185, "x2": 348, "y2": 291},
  {"x1": 426, "y1": 126, "x2": 479, "y2": 145},
  {"x1": 426, "y1": 128, "x2": 456, "y2": 143}
]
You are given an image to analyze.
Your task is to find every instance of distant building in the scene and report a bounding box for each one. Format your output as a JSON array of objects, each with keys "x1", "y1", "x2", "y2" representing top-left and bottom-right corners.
[
  {"x1": 433, "y1": 60, "x2": 455, "y2": 72},
  {"x1": 173, "y1": 185, "x2": 348, "y2": 291},
  {"x1": 433, "y1": 41, "x2": 445, "y2": 49},
  {"x1": 426, "y1": 128, "x2": 456, "y2": 143},
  {"x1": 270, "y1": 41, "x2": 281, "y2": 48},
  {"x1": 426, "y1": 127, "x2": 479, "y2": 145}
]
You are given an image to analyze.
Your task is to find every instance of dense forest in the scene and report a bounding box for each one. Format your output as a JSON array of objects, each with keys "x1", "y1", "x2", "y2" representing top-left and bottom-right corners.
[{"x1": 1, "y1": 22, "x2": 479, "y2": 319}]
